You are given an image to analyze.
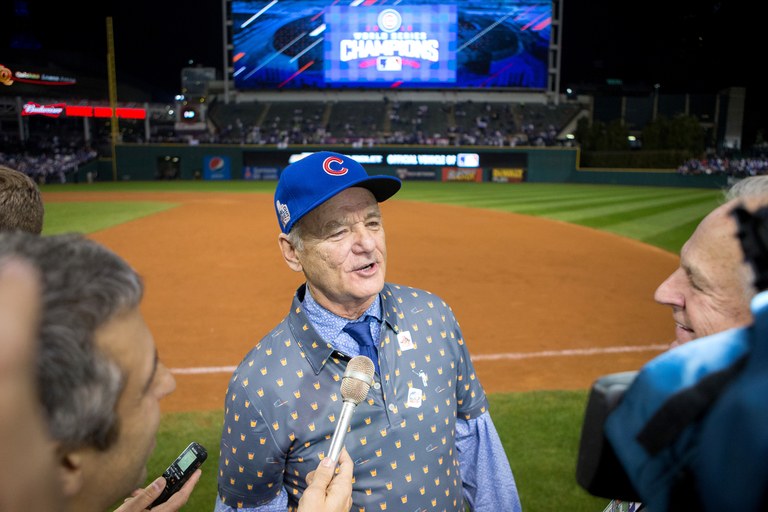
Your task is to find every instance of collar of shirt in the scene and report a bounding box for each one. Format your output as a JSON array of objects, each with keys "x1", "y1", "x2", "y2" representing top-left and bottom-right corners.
[{"x1": 302, "y1": 286, "x2": 382, "y2": 357}]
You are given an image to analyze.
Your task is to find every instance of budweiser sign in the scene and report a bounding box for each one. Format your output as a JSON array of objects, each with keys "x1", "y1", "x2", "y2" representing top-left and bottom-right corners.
[
  {"x1": 19, "y1": 102, "x2": 146, "y2": 119},
  {"x1": 22, "y1": 102, "x2": 66, "y2": 117}
]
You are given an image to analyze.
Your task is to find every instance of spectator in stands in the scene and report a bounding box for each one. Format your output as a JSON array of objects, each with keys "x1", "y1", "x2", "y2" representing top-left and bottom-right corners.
[
  {"x1": 654, "y1": 175, "x2": 768, "y2": 346},
  {"x1": 676, "y1": 156, "x2": 768, "y2": 177},
  {"x1": 215, "y1": 151, "x2": 521, "y2": 512},
  {"x1": 0, "y1": 165, "x2": 44, "y2": 233},
  {"x1": 0, "y1": 231, "x2": 354, "y2": 512},
  {"x1": 1, "y1": 146, "x2": 98, "y2": 185}
]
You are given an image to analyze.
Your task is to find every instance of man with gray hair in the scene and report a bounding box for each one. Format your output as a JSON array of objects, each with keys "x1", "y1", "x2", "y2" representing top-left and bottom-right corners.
[
  {"x1": 654, "y1": 175, "x2": 768, "y2": 346},
  {"x1": 599, "y1": 174, "x2": 768, "y2": 511},
  {"x1": 0, "y1": 231, "x2": 354, "y2": 512},
  {"x1": 0, "y1": 231, "x2": 197, "y2": 512},
  {"x1": 216, "y1": 151, "x2": 521, "y2": 512}
]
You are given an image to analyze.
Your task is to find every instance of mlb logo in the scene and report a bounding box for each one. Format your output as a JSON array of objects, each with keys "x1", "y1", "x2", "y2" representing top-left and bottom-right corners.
[
  {"x1": 377, "y1": 56, "x2": 402, "y2": 71},
  {"x1": 457, "y1": 153, "x2": 480, "y2": 167}
]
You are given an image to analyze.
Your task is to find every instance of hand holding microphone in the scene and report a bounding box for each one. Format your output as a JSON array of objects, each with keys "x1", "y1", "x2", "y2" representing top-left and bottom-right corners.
[{"x1": 327, "y1": 355, "x2": 375, "y2": 463}]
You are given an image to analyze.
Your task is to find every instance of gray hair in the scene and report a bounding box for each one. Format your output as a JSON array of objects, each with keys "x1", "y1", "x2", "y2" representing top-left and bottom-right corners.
[
  {"x1": 286, "y1": 217, "x2": 306, "y2": 252},
  {"x1": 0, "y1": 165, "x2": 44, "y2": 234},
  {"x1": 0, "y1": 232, "x2": 143, "y2": 451},
  {"x1": 724, "y1": 175, "x2": 768, "y2": 203}
]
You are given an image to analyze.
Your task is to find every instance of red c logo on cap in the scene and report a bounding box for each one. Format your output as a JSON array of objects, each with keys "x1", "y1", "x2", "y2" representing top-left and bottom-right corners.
[{"x1": 322, "y1": 156, "x2": 348, "y2": 176}]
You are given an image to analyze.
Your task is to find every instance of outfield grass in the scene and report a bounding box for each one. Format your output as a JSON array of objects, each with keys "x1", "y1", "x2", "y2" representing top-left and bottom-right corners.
[
  {"x1": 41, "y1": 180, "x2": 721, "y2": 511},
  {"x1": 394, "y1": 182, "x2": 724, "y2": 253}
]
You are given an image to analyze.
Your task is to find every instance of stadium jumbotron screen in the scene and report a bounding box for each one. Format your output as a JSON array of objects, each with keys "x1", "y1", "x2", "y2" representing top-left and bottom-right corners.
[{"x1": 230, "y1": 0, "x2": 552, "y2": 90}]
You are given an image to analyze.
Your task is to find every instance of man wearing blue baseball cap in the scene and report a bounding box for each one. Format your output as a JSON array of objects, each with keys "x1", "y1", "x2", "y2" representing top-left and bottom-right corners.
[{"x1": 215, "y1": 151, "x2": 522, "y2": 512}]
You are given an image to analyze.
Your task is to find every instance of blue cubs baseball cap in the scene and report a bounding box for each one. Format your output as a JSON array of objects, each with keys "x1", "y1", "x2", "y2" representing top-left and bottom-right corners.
[{"x1": 274, "y1": 151, "x2": 402, "y2": 234}]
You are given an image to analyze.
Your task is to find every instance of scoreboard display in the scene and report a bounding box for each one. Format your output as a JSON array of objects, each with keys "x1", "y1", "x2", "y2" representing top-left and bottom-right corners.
[{"x1": 230, "y1": 0, "x2": 551, "y2": 90}]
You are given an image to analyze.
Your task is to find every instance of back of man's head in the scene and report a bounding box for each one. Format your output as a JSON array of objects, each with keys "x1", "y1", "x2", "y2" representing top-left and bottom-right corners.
[
  {"x1": 0, "y1": 165, "x2": 44, "y2": 234},
  {"x1": 0, "y1": 231, "x2": 143, "y2": 451}
]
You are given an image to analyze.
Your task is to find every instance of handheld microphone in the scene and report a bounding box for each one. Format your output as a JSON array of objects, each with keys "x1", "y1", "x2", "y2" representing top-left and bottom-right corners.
[{"x1": 327, "y1": 355, "x2": 375, "y2": 463}]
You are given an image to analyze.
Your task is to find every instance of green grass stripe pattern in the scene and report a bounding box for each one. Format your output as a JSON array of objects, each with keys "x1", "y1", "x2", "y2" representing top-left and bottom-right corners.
[
  {"x1": 507, "y1": 190, "x2": 703, "y2": 216},
  {"x1": 397, "y1": 182, "x2": 723, "y2": 253},
  {"x1": 594, "y1": 199, "x2": 723, "y2": 239},
  {"x1": 552, "y1": 192, "x2": 716, "y2": 224},
  {"x1": 643, "y1": 218, "x2": 706, "y2": 253},
  {"x1": 42, "y1": 201, "x2": 177, "y2": 235}
]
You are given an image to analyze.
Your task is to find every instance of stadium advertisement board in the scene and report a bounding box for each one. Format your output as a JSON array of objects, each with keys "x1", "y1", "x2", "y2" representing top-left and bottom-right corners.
[
  {"x1": 230, "y1": 0, "x2": 551, "y2": 90},
  {"x1": 442, "y1": 168, "x2": 482, "y2": 182},
  {"x1": 203, "y1": 156, "x2": 232, "y2": 180},
  {"x1": 240, "y1": 149, "x2": 527, "y2": 181},
  {"x1": 243, "y1": 166, "x2": 279, "y2": 180},
  {"x1": 492, "y1": 168, "x2": 527, "y2": 182}
]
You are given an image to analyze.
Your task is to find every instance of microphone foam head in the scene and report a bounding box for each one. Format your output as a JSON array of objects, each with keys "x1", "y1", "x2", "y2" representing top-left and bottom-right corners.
[{"x1": 341, "y1": 355, "x2": 375, "y2": 404}]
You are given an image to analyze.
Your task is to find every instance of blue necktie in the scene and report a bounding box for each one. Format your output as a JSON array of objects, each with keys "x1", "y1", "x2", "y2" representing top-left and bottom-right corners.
[{"x1": 343, "y1": 316, "x2": 379, "y2": 373}]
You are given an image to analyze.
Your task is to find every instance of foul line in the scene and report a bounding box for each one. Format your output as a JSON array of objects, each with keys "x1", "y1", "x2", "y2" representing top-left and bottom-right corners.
[
  {"x1": 169, "y1": 344, "x2": 669, "y2": 375},
  {"x1": 470, "y1": 344, "x2": 669, "y2": 361}
]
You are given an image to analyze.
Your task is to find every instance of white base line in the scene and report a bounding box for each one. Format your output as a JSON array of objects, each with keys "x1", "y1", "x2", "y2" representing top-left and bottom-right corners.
[
  {"x1": 470, "y1": 344, "x2": 669, "y2": 362},
  {"x1": 169, "y1": 344, "x2": 669, "y2": 375}
]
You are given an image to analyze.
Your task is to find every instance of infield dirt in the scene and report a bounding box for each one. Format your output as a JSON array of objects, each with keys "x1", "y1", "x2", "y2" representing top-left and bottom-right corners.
[{"x1": 44, "y1": 191, "x2": 679, "y2": 412}]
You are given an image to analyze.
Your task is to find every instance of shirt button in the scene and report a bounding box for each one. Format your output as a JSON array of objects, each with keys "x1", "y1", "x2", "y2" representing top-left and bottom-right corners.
[
  {"x1": 388, "y1": 403, "x2": 396, "y2": 412},
  {"x1": 373, "y1": 382, "x2": 381, "y2": 390}
]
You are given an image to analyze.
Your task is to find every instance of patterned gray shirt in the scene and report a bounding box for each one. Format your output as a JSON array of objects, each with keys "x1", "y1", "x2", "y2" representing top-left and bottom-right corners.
[{"x1": 217, "y1": 282, "x2": 490, "y2": 511}]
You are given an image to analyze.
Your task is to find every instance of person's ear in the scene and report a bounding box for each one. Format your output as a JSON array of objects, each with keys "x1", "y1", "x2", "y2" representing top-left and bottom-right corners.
[
  {"x1": 56, "y1": 444, "x2": 85, "y2": 498},
  {"x1": 278, "y1": 234, "x2": 303, "y2": 273}
]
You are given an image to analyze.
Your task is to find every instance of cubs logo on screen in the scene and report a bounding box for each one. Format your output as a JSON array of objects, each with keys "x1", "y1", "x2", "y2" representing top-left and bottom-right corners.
[
  {"x1": 322, "y1": 156, "x2": 348, "y2": 176},
  {"x1": 378, "y1": 9, "x2": 402, "y2": 33}
]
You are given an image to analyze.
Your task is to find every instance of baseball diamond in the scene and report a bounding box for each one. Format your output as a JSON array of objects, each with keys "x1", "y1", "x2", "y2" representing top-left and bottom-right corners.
[{"x1": 42, "y1": 190, "x2": 679, "y2": 413}]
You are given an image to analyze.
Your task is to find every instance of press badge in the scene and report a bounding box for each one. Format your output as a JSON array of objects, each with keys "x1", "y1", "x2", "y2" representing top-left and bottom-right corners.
[
  {"x1": 406, "y1": 387, "x2": 423, "y2": 408},
  {"x1": 397, "y1": 331, "x2": 415, "y2": 351}
]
